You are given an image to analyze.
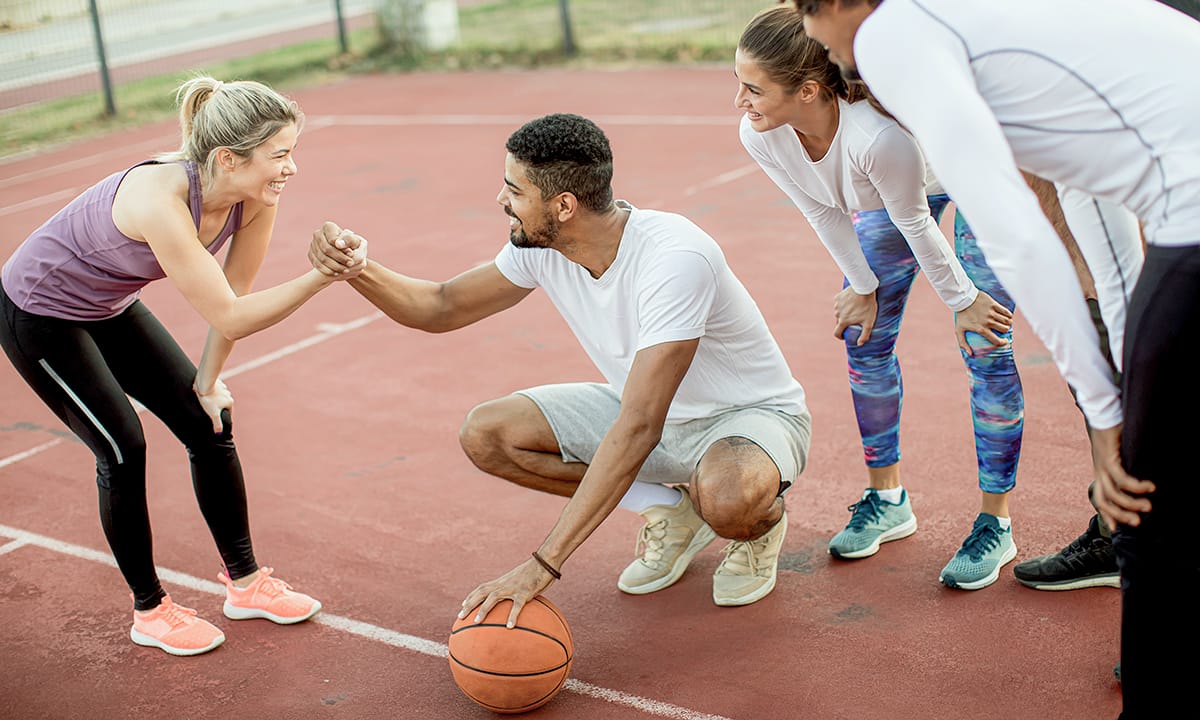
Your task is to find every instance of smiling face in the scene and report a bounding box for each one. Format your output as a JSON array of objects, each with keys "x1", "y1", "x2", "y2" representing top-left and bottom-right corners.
[
  {"x1": 496, "y1": 153, "x2": 560, "y2": 249},
  {"x1": 734, "y1": 48, "x2": 812, "y2": 132},
  {"x1": 228, "y1": 122, "x2": 299, "y2": 206}
]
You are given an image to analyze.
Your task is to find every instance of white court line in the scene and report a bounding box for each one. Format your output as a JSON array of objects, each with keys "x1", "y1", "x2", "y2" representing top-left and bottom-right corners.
[
  {"x1": 0, "y1": 538, "x2": 28, "y2": 555},
  {"x1": 305, "y1": 114, "x2": 737, "y2": 127},
  {"x1": 0, "y1": 136, "x2": 172, "y2": 190},
  {"x1": 0, "y1": 187, "x2": 79, "y2": 218},
  {"x1": 0, "y1": 522, "x2": 736, "y2": 720},
  {"x1": 642, "y1": 162, "x2": 761, "y2": 210},
  {"x1": 683, "y1": 163, "x2": 760, "y2": 197},
  {"x1": 1, "y1": 115, "x2": 733, "y2": 193},
  {"x1": 0, "y1": 437, "x2": 65, "y2": 470},
  {"x1": 0, "y1": 311, "x2": 385, "y2": 469}
]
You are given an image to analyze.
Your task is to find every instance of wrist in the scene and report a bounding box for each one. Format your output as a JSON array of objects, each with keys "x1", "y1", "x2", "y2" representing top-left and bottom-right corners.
[
  {"x1": 531, "y1": 551, "x2": 562, "y2": 580},
  {"x1": 193, "y1": 379, "x2": 220, "y2": 396}
]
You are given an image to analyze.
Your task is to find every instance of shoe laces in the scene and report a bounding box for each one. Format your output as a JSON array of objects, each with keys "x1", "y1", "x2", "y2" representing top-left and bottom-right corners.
[
  {"x1": 720, "y1": 535, "x2": 769, "y2": 575},
  {"x1": 1061, "y1": 523, "x2": 1106, "y2": 559},
  {"x1": 959, "y1": 522, "x2": 1003, "y2": 561},
  {"x1": 155, "y1": 599, "x2": 199, "y2": 629},
  {"x1": 634, "y1": 519, "x2": 670, "y2": 562},
  {"x1": 845, "y1": 492, "x2": 885, "y2": 530},
  {"x1": 251, "y1": 567, "x2": 293, "y2": 597}
]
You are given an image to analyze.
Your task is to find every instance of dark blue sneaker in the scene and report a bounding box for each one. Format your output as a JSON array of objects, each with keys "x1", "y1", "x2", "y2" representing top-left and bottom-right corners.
[{"x1": 940, "y1": 513, "x2": 1017, "y2": 590}]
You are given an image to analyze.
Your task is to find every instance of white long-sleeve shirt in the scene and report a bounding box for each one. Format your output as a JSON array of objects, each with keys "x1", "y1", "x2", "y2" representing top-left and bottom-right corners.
[
  {"x1": 854, "y1": 0, "x2": 1200, "y2": 429},
  {"x1": 740, "y1": 100, "x2": 978, "y2": 311},
  {"x1": 1055, "y1": 188, "x2": 1143, "y2": 371}
]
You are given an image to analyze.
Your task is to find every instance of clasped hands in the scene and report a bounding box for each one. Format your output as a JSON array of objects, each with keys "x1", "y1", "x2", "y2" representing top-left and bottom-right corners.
[{"x1": 309, "y1": 221, "x2": 368, "y2": 278}]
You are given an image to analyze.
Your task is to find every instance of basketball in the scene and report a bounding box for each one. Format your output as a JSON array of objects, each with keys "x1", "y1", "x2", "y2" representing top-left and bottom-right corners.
[{"x1": 448, "y1": 596, "x2": 574, "y2": 714}]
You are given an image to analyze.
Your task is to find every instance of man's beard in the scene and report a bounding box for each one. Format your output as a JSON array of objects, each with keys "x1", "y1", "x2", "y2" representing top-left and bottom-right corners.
[{"x1": 508, "y1": 208, "x2": 559, "y2": 248}]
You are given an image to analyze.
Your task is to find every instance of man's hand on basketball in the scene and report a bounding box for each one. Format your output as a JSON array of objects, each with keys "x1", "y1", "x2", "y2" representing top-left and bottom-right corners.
[
  {"x1": 309, "y1": 221, "x2": 367, "y2": 279},
  {"x1": 459, "y1": 558, "x2": 555, "y2": 629},
  {"x1": 834, "y1": 286, "x2": 878, "y2": 346},
  {"x1": 954, "y1": 291, "x2": 1013, "y2": 353},
  {"x1": 1090, "y1": 423, "x2": 1155, "y2": 531}
]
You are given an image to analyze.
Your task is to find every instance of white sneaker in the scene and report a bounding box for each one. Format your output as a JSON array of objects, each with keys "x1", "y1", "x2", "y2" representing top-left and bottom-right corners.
[
  {"x1": 712, "y1": 513, "x2": 788, "y2": 607},
  {"x1": 617, "y1": 491, "x2": 717, "y2": 595}
]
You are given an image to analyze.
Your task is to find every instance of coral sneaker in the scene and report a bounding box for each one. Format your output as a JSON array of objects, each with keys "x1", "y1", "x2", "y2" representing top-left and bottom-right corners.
[
  {"x1": 219, "y1": 567, "x2": 322, "y2": 624},
  {"x1": 130, "y1": 595, "x2": 225, "y2": 656}
]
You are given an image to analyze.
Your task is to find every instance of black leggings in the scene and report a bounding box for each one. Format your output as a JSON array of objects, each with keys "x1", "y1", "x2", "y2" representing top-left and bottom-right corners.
[
  {"x1": 1115, "y1": 243, "x2": 1200, "y2": 719},
  {"x1": 0, "y1": 289, "x2": 257, "y2": 610}
]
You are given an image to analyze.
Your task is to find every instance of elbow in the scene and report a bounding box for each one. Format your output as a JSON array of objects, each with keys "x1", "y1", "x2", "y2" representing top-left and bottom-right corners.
[
  {"x1": 620, "y1": 415, "x2": 664, "y2": 456},
  {"x1": 212, "y1": 318, "x2": 252, "y2": 342}
]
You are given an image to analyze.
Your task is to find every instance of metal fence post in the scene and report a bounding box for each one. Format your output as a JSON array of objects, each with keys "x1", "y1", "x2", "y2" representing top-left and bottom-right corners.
[
  {"x1": 557, "y1": 0, "x2": 577, "y2": 56},
  {"x1": 87, "y1": 0, "x2": 116, "y2": 116},
  {"x1": 333, "y1": 0, "x2": 349, "y2": 54}
]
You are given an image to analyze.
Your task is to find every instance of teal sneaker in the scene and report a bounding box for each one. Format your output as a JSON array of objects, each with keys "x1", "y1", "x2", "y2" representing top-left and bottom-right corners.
[
  {"x1": 828, "y1": 488, "x2": 918, "y2": 559},
  {"x1": 940, "y1": 514, "x2": 1017, "y2": 590}
]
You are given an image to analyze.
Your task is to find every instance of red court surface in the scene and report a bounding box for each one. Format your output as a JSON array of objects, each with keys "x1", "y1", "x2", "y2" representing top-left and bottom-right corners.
[{"x1": 0, "y1": 69, "x2": 1121, "y2": 720}]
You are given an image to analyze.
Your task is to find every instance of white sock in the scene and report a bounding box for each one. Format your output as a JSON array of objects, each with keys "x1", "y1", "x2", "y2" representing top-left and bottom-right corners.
[
  {"x1": 873, "y1": 486, "x2": 904, "y2": 504},
  {"x1": 993, "y1": 515, "x2": 1012, "y2": 530},
  {"x1": 618, "y1": 483, "x2": 682, "y2": 513}
]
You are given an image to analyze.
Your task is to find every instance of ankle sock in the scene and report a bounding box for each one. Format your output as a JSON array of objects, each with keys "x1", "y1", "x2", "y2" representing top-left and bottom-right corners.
[
  {"x1": 618, "y1": 483, "x2": 682, "y2": 513},
  {"x1": 873, "y1": 486, "x2": 904, "y2": 504}
]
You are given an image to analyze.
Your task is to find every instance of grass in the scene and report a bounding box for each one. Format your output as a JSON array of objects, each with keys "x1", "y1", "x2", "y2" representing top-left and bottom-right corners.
[
  {"x1": 1, "y1": 0, "x2": 764, "y2": 159},
  {"x1": 0, "y1": 27, "x2": 374, "y2": 159}
]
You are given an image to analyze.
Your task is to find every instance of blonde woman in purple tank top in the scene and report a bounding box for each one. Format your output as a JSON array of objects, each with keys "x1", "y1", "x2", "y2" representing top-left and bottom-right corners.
[{"x1": 0, "y1": 77, "x2": 366, "y2": 656}]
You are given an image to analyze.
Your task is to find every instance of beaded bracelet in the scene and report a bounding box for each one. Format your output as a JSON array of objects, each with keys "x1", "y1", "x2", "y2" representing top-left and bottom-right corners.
[{"x1": 531, "y1": 551, "x2": 562, "y2": 580}]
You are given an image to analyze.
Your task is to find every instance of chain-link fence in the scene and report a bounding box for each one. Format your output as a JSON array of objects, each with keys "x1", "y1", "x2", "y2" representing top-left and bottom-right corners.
[
  {"x1": 2, "y1": 0, "x2": 772, "y2": 109},
  {"x1": 0, "y1": 0, "x2": 377, "y2": 111}
]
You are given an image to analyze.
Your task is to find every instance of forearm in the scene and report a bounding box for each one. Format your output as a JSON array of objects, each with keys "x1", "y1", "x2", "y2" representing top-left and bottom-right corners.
[
  {"x1": 195, "y1": 329, "x2": 234, "y2": 394},
  {"x1": 217, "y1": 269, "x2": 332, "y2": 340},
  {"x1": 535, "y1": 421, "x2": 662, "y2": 569},
  {"x1": 1022, "y1": 172, "x2": 1097, "y2": 298},
  {"x1": 814, "y1": 222, "x2": 879, "y2": 294},
  {"x1": 902, "y1": 217, "x2": 978, "y2": 311},
  {"x1": 348, "y1": 261, "x2": 458, "y2": 332}
]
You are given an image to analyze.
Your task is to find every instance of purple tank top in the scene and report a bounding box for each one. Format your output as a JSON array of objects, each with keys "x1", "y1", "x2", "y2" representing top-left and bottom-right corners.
[{"x1": 1, "y1": 160, "x2": 242, "y2": 320}]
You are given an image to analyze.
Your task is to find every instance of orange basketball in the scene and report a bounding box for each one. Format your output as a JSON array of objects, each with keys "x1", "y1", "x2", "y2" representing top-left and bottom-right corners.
[{"x1": 448, "y1": 596, "x2": 574, "y2": 714}]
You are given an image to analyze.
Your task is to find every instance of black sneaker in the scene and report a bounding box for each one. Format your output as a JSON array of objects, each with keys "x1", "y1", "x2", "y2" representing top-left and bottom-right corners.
[{"x1": 1012, "y1": 514, "x2": 1120, "y2": 590}]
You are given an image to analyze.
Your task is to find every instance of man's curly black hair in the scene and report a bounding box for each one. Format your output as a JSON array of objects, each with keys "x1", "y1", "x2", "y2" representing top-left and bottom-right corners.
[{"x1": 505, "y1": 113, "x2": 614, "y2": 213}]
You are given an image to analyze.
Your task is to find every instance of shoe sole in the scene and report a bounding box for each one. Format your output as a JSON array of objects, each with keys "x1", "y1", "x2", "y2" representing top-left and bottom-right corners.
[
  {"x1": 829, "y1": 516, "x2": 918, "y2": 560},
  {"x1": 223, "y1": 599, "x2": 322, "y2": 624},
  {"x1": 618, "y1": 524, "x2": 718, "y2": 595},
  {"x1": 713, "y1": 519, "x2": 788, "y2": 607},
  {"x1": 130, "y1": 627, "x2": 225, "y2": 656},
  {"x1": 1013, "y1": 573, "x2": 1120, "y2": 591},
  {"x1": 940, "y1": 543, "x2": 1018, "y2": 590}
]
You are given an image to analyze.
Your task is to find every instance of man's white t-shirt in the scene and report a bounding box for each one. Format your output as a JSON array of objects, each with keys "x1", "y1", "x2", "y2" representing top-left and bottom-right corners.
[
  {"x1": 854, "y1": 0, "x2": 1200, "y2": 429},
  {"x1": 494, "y1": 202, "x2": 808, "y2": 424},
  {"x1": 739, "y1": 99, "x2": 977, "y2": 311}
]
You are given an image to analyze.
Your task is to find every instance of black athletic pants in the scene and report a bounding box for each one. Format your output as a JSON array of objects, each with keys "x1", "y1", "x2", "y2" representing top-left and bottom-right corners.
[
  {"x1": 1114, "y1": 243, "x2": 1200, "y2": 719},
  {"x1": 0, "y1": 289, "x2": 257, "y2": 611}
]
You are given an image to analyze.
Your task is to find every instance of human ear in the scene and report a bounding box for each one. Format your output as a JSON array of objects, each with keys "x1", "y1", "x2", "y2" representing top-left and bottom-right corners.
[{"x1": 556, "y1": 192, "x2": 578, "y2": 222}]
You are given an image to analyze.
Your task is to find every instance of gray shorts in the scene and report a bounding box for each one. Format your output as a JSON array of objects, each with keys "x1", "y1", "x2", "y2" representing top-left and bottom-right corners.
[{"x1": 516, "y1": 382, "x2": 811, "y2": 494}]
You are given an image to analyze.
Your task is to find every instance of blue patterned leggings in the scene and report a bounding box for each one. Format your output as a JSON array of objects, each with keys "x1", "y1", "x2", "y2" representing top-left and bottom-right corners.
[{"x1": 841, "y1": 195, "x2": 1023, "y2": 493}]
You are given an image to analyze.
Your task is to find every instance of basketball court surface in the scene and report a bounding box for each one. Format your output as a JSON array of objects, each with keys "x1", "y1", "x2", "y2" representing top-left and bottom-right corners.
[{"x1": 0, "y1": 68, "x2": 1121, "y2": 719}]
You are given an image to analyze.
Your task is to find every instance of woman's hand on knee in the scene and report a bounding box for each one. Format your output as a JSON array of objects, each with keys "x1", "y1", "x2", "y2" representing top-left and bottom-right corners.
[{"x1": 194, "y1": 378, "x2": 234, "y2": 434}]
